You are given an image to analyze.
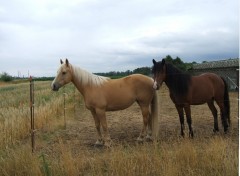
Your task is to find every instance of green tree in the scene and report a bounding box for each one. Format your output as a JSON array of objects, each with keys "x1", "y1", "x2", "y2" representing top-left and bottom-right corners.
[
  {"x1": 0, "y1": 72, "x2": 13, "y2": 82},
  {"x1": 173, "y1": 56, "x2": 186, "y2": 71},
  {"x1": 163, "y1": 55, "x2": 186, "y2": 71},
  {"x1": 164, "y1": 55, "x2": 174, "y2": 63},
  {"x1": 133, "y1": 67, "x2": 151, "y2": 75}
]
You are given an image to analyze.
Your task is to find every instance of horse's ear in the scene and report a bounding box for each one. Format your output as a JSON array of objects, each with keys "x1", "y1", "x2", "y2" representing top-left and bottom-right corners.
[
  {"x1": 162, "y1": 59, "x2": 165, "y2": 65},
  {"x1": 152, "y1": 59, "x2": 157, "y2": 65},
  {"x1": 66, "y1": 58, "x2": 69, "y2": 67},
  {"x1": 60, "y1": 59, "x2": 63, "y2": 64}
]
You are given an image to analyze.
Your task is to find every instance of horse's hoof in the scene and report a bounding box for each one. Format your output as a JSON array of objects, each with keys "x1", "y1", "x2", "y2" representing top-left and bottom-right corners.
[
  {"x1": 180, "y1": 132, "x2": 185, "y2": 138},
  {"x1": 136, "y1": 137, "x2": 144, "y2": 143},
  {"x1": 189, "y1": 131, "x2": 194, "y2": 138},
  {"x1": 213, "y1": 128, "x2": 219, "y2": 133},
  {"x1": 146, "y1": 135, "x2": 153, "y2": 142},
  {"x1": 94, "y1": 144, "x2": 104, "y2": 148},
  {"x1": 94, "y1": 139, "x2": 104, "y2": 147}
]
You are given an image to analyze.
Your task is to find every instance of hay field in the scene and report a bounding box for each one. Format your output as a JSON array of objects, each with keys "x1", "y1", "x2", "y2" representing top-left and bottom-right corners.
[{"x1": 0, "y1": 81, "x2": 238, "y2": 176}]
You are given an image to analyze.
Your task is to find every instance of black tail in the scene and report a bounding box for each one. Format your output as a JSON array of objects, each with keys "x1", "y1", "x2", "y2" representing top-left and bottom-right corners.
[{"x1": 221, "y1": 77, "x2": 230, "y2": 126}]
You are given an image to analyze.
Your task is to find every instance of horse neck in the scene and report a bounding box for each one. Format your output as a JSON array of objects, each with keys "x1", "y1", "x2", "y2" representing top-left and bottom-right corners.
[
  {"x1": 70, "y1": 65, "x2": 109, "y2": 95},
  {"x1": 71, "y1": 65, "x2": 91, "y2": 95},
  {"x1": 164, "y1": 64, "x2": 191, "y2": 96}
]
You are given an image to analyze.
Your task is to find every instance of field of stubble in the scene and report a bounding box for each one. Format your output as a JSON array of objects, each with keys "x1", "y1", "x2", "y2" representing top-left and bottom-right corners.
[{"x1": 0, "y1": 81, "x2": 238, "y2": 176}]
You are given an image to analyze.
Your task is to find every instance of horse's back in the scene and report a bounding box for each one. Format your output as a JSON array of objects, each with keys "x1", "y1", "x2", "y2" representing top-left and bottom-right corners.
[
  {"x1": 124, "y1": 74, "x2": 153, "y2": 87},
  {"x1": 108, "y1": 74, "x2": 154, "y2": 96},
  {"x1": 190, "y1": 73, "x2": 224, "y2": 104},
  {"x1": 107, "y1": 74, "x2": 153, "y2": 88}
]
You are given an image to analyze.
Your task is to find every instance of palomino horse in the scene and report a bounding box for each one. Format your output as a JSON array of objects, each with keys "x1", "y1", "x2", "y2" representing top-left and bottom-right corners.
[
  {"x1": 51, "y1": 59, "x2": 158, "y2": 146},
  {"x1": 152, "y1": 59, "x2": 230, "y2": 137}
]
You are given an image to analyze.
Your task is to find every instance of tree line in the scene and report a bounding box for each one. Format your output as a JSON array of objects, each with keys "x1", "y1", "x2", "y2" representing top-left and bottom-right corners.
[{"x1": 96, "y1": 55, "x2": 196, "y2": 78}]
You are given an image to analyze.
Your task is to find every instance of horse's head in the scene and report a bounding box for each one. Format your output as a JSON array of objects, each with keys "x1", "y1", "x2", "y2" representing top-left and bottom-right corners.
[
  {"x1": 152, "y1": 58, "x2": 166, "y2": 90},
  {"x1": 51, "y1": 59, "x2": 73, "y2": 91}
]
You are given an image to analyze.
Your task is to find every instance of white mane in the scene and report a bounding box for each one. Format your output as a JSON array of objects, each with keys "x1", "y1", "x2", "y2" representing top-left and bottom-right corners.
[{"x1": 72, "y1": 65, "x2": 110, "y2": 86}]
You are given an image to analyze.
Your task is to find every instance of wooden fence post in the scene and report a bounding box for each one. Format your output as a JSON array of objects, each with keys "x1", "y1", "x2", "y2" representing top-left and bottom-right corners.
[
  {"x1": 63, "y1": 87, "x2": 66, "y2": 129},
  {"x1": 29, "y1": 76, "x2": 35, "y2": 153}
]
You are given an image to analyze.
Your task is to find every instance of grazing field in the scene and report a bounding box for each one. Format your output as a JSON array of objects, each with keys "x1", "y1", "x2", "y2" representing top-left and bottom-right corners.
[{"x1": 0, "y1": 81, "x2": 238, "y2": 176}]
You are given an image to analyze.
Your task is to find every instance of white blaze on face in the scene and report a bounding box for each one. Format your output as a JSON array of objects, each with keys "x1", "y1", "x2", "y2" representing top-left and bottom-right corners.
[{"x1": 153, "y1": 81, "x2": 158, "y2": 90}]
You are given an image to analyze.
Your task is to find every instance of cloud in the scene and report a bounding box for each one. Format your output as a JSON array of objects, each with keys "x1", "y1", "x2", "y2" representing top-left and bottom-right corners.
[{"x1": 0, "y1": 0, "x2": 238, "y2": 76}]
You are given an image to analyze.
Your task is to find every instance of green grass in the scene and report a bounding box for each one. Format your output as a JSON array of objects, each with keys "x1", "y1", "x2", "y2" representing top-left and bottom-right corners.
[{"x1": 0, "y1": 86, "x2": 16, "y2": 92}]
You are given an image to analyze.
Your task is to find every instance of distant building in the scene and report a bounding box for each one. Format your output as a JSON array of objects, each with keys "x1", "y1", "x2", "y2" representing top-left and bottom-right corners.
[{"x1": 189, "y1": 58, "x2": 239, "y2": 91}]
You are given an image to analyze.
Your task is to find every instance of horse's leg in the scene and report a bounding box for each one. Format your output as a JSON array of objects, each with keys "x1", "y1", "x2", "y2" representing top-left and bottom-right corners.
[
  {"x1": 207, "y1": 100, "x2": 219, "y2": 132},
  {"x1": 175, "y1": 105, "x2": 185, "y2": 137},
  {"x1": 90, "y1": 110, "x2": 103, "y2": 146},
  {"x1": 184, "y1": 105, "x2": 194, "y2": 138},
  {"x1": 137, "y1": 105, "x2": 150, "y2": 142},
  {"x1": 96, "y1": 108, "x2": 111, "y2": 147},
  {"x1": 215, "y1": 101, "x2": 228, "y2": 133},
  {"x1": 147, "y1": 115, "x2": 152, "y2": 141}
]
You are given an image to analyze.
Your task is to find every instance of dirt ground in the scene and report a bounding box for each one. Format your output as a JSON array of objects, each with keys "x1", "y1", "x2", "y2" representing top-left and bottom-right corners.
[{"x1": 49, "y1": 84, "x2": 238, "y2": 149}]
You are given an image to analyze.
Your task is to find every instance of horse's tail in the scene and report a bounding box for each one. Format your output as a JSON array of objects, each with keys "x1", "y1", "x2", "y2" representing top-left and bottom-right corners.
[
  {"x1": 151, "y1": 91, "x2": 159, "y2": 140},
  {"x1": 221, "y1": 77, "x2": 231, "y2": 126}
]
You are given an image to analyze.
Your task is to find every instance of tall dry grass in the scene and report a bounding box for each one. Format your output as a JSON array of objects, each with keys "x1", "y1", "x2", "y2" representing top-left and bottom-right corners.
[
  {"x1": 0, "y1": 81, "x2": 76, "y2": 148},
  {"x1": 0, "y1": 82, "x2": 238, "y2": 175},
  {"x1": 0, "y1": 136, "x2": 237, "y2": 176}
]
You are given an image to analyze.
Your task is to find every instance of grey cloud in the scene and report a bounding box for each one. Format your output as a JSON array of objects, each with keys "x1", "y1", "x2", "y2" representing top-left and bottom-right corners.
[{"x1": 0, "y1": 0, "x2": 238, "y2": 76}]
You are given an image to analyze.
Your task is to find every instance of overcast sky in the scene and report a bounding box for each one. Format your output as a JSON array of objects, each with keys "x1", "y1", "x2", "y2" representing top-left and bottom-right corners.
[{"x1": 0, "y1": 0, "x2": 239, "y2": 77}]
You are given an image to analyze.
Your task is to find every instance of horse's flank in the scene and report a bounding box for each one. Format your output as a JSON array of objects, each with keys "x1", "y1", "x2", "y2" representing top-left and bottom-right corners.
[{"x1": 190, "y1": 73, "x2": 225, "y2": 105}]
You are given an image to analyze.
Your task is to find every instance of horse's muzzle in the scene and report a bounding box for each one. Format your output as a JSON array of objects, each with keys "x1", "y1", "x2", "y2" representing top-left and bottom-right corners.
[
  {"x1": 51, "y1": 83, "x2": 60, "y2": 91},
  {"x1": 153, "y1": 81, "x2": 160, "y2": 90}
]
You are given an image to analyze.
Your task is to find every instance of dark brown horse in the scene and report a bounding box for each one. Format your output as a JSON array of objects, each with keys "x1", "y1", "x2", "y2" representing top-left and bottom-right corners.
[{"x1": 152, "y1": 59, "x2": 230, "y2": 137}]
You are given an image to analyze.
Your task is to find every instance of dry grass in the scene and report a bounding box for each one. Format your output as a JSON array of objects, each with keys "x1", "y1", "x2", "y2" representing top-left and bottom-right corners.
[
  {"x1": 0, "y1": 82, "x2": 238, "y2": 176},
  {"x1": 0, "y1": 81, "x2": 76, "y2": 148}
]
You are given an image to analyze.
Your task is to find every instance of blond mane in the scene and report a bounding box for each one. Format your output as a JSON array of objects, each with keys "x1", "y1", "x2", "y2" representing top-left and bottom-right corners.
[{"x1": 72, "y1": 65, "x2": 110, "y2": 86}]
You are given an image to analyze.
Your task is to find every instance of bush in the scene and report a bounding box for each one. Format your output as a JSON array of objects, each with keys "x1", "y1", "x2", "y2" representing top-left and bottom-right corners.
[{"x1": 0, "y1": 72, "x2": 13, "y2": 82}]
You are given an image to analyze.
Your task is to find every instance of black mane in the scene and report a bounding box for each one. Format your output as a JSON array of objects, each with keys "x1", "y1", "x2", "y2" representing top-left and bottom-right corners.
[{"x1": 165, "y1": 63, "x2": 191, "y2": 96}]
